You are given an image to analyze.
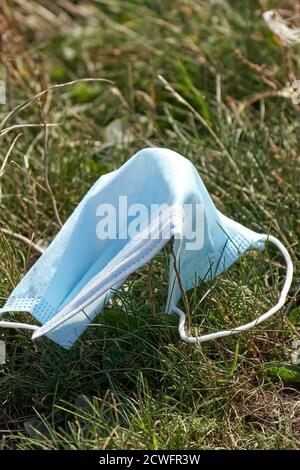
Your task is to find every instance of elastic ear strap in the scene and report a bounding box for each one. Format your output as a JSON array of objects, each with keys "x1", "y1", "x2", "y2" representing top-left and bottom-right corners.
[
  {"x1": 0, "y1": 320, "x2": 39, "y2": 331},
  {"x1": 172, "y1": 234, "x2": 294, "y2": 344}
]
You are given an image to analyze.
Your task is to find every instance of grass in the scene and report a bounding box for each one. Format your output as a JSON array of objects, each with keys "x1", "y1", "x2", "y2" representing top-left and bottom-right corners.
[{"x1": 0, "y1": 0, "x2": 300, "y2": 450}]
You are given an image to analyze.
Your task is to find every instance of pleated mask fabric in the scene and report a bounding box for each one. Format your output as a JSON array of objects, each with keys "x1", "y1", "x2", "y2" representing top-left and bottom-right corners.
[{"x1": 0, "y1": 148, "x2": 293, "y2": 348}]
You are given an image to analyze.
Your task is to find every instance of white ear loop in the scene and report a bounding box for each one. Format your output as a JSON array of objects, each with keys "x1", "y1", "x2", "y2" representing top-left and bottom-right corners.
[
  {"x1": 0, "y1": 320, "x2": 39, "y2": 331},
  {"x1": 172, "y1": 234, "x2": 293, "y2": 343}
]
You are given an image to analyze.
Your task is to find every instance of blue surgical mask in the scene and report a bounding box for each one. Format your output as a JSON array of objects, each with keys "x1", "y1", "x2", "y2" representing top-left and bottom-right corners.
[{"x1": 0, "y1": 148, "x2": 293, "y2": 348}]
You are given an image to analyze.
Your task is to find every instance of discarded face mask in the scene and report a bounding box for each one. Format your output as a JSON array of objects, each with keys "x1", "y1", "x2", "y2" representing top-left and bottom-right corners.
[{"x1": 0, "y1": 148, "x2": 293, "y2": 348}]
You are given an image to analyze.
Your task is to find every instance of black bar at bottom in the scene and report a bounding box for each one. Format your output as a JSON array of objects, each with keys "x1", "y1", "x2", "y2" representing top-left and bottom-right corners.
[{"x1": 0, "y1": 449, "x2": 299, "y2": 466}]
